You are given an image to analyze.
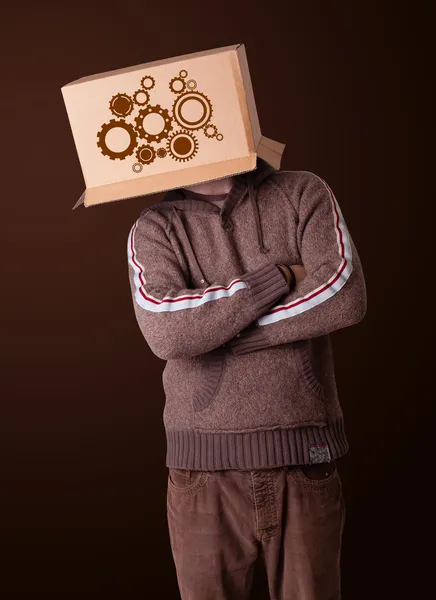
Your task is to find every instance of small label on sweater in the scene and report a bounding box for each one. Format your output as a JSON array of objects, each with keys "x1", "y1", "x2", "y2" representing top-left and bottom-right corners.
[{"x1": 309, "y1": 444, "x2": 331, "y2": 464}]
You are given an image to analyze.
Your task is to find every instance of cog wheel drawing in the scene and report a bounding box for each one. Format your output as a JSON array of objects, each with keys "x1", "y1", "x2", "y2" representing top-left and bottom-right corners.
[
  {"x1": 216, "y1": 133, "x2": 224, "y2": 141},
  {"x1": 97, "y1": 119, "x2": 137, "y2": 160},
  {"x1": 186, "y1": 79, "x2": 197, "y2": 90},
  {"x1": 140, "y1": 75, "x2": 155, "y2": 90},
  {"x1": 136, "y1": 144, "x2": 156, "y2": 165},
  {"x1": 172, "y1": 90, "x2": 213, "y2": 130},
  {"x1": 179, "y1": 69, "x2": 188, "y2": 78},
  {"x1": 156, "y1": 147, "x2": 167, "y2": 158},
  {"x1": 109, "y1": 93, "x2": 134, "y2": 117},
  {"x1": 134, "y1": 104, "x2": 173, "y2": 143},
  {"x1": 169, "y1": 76, "x2": 186, "y2": 94},
  {"x1": 167, "y1": 130, "x2": 199, "y2": 162},
  {"x1": 133, "y1": 89, "x2": 150, "y2": 106},
  {"x1": 132, "y1": 163, "x2": 143, "y2": 173},
  {"x1": 204, "y1": 123, "x2": 218, "y2": 138}
]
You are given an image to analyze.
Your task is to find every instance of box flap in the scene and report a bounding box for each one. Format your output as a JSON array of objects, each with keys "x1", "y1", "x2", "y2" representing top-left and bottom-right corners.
[
  {"x1": 256, "y1": 136, "x2": 286, "y2": 169},
  {"x1": 72, "y1": 191, "x2": 86, "y2": 210},
  {"x1": 71, "y1": 155, "x2": 256, "y2": 209}
]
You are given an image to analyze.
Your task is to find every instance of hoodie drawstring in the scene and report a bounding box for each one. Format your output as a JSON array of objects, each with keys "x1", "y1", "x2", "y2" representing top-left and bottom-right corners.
[{"x1": 171, "y1": 206, "x2": 210, "y2": 286}]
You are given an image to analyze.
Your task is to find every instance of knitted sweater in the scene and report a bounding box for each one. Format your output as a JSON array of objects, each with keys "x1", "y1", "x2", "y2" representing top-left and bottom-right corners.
[{"x1": 127, "y1": 159, "x2": 367, "y2": 470}]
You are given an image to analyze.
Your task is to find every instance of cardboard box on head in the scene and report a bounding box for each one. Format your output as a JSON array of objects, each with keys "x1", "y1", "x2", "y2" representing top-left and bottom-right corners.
[{"x1": 61, "y1": 43, "x2": 285, "y2": 210}]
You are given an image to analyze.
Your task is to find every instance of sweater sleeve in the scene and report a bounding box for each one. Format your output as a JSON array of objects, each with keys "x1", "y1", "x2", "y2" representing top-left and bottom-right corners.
[
  {"x1": 227, "y1": 172, "x2": 367, "y2": 355},
  {"x1": 127, "y1": 208, "x2": 289, "y2": 360}
]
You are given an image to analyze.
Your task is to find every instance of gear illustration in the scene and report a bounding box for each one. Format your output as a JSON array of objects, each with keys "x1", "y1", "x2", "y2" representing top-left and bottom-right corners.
[
  {"x1": 136, "y1": 144, "x2": 156, "y2": 165},
  {"x1": 134, "y1": 104, "x2": 173, "y2": 143},
  {"x1": 166, "y1": 130, "x2": 199, "y2": 162},
  {"x1": 172, "y1": 90, "x2": 213, "y2": 130},
  {"x1": 109, "y1": 93, "x2": 134, "y2": 117},
  {"x1": 132, "y1": 163, "x2": 143, "y2": 173},
  {"x1": 140, "y1": 75, "x2": 155, "y2": 90},
  {"x1": 216, "y1": 133, "x2": 224, "y2": 141},
  {"x1": 97, "y1": 119, "x2": 137, "y2": 160},
  {"x1": 204, "y1": 123, "x2": 218, "y2": 138},
  {"x1": 169, "y1": 76, "x2": 186, "y2": 94},
  {"x1": 179, "y1": 69, "x2": 188, "y2": 78},
  {"x1": 133, "y1": 89, "x2": 150, "y2": 106},
  {"x1": 186, "y1": 79, "x2": 197, "y2": 90},
  {"x1": 156, "y1": 147, "x2": 167, "y2": 158}
]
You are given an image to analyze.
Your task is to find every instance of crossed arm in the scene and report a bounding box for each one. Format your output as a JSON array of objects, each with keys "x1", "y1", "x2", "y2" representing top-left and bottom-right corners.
[
  {"x1": 225, "y1": 177, "x2": 367, "y2": 355},
  {"x1": 127, "y1": 174, "x2": 366, "y2": 360}
]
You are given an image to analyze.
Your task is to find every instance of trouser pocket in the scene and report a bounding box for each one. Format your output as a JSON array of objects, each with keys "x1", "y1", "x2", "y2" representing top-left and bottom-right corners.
[{"x1": 167, "y1": 468, "x2": 209, "y2": 494}]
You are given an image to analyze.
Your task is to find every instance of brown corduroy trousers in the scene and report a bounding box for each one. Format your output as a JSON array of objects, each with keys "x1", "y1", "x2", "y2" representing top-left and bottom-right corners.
[{"x1": 167, "y1": 462, "x2": 345, "y2": 600}]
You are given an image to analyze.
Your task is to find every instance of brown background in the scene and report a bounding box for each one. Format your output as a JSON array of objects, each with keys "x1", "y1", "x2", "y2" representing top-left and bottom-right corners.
[{"x1": 0, "y1": 1, "x2": 431, "y2": 598}]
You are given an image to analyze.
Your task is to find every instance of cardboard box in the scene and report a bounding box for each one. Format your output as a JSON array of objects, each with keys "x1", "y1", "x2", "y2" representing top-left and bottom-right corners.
[{"x1": 61, "y1": 44, "x2": 285, "y2": 210}]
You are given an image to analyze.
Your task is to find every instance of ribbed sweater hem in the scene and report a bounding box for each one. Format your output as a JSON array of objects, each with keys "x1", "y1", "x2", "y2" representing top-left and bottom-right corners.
[{"x1": 165, "y1": 419, "x2": 348, "y2": 470}]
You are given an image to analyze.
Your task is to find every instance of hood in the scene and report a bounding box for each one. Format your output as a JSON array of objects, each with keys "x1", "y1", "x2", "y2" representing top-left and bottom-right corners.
[{"x1": 144, "y1": 158, "x2": 276, "y2": 284}]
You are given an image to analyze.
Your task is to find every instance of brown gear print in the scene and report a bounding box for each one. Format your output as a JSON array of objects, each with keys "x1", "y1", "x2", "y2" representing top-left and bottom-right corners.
[
  {"x1": 134, "y1": 104, "x2": 173, "y2": 143},
  {"x1": 172, "y1": 90, "x2": 213, "y2": 131},
  {"x1": 97, "y1": 119, "x2": 137, "y2": 160},
  {"x1": 140, "y1": 75, "x2": 155, "y2": 90},
  {"x1": 136, "y1": 144, "x2": 156, "y2": 165},
  {"x1": 133, "y1": 89, "x2": 150, "y2": 106},
  {"x1": 179, "y1": 69, "x2": 188, "y2": 78},
  {"x1": 109, "y1": 93, "x2": 134, "y2": 117},
  {"x1": 156, "y1": 147, "x2": 167, "y2": 158},
  {"x1": 167, "y1": 130, "x2": 199, "y2": 162},
  {"x1": 169, "y1": 76, "x2": 186, "y2": 94},
  {"x1": 204, "y1": 123, "x2": 218, "y2": 138}
]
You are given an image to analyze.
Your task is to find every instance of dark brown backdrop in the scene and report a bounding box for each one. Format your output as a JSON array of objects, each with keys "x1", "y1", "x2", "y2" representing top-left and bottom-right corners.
[{"x1": 0, "y1": 1, "x2": 431, "y2": 598}]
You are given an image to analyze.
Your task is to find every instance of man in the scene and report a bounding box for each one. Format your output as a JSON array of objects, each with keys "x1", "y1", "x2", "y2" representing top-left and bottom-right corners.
[{"x1": 127, "y1": 157, "x2": 367, "y2": 599}]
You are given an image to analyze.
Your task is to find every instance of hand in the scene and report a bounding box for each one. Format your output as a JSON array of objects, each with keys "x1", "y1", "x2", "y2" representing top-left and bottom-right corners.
[
  {"x1": 289, "y1": 265, "x2": 307, "y2": 284},
  {"x1": 276, "y1": 264, "x2": 307, "y2": 291}
]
